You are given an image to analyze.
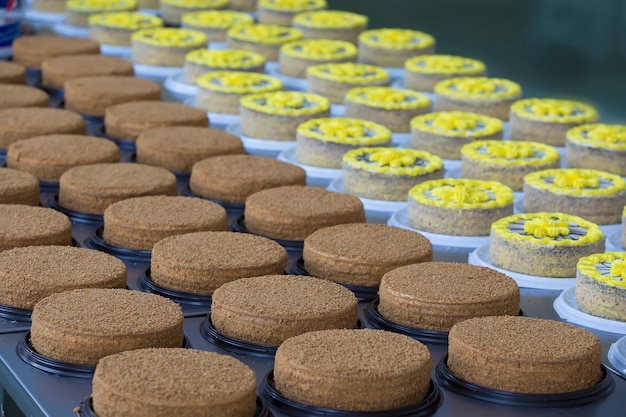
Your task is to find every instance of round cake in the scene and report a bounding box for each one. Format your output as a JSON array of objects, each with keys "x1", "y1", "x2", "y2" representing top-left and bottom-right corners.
[
  {"x1": 182, "y1": 10, "x2": 254, "y2": 42},
  {"x1": 460, "y1": 140, "x2": 561, "y2": 191},
  {"x1": 306, "y1": 62, "x2": 390, "y2": 104},
  {"x1": 12, "y1": 35, "x2": 100, "y2": 69},
  {"x1": 303, "y1": 223, "x2": 432, "y2": 287},
  {"x1": 244, "y1": 185, "x2": 365, "y2": 241},
  {"x1": 0, "y1": 85, "x2": 48, "y2": 109},
  {"x1": 0, "y1": 168, "x2": 40, "y2": 206},
  {"x1": 358, "y1": 28, "x2": 435, "y2": 68},
  {"x1": 89, "y1": 12, "x2": 163, "y2": 46},
  {"x1": 136, "y1": 126, "x2": 244, "y2": 173},
  {"x1": 189, "y1": 154, "x2": 306, "y2": 203},
  {"x1": 274, "y1": 329, "x2": 432, "y2": 411},
  {"x1": 408, "y1": 178, "x2": 515, "y2": 236},
  {"x1": 566, "y1": 123, "x2": 626, "y2": 176},
  {"x1": 0, "y1": 205, "x2": 72, "y2": 252},
  {"x1": 160, "y1": 0, "x2": 229, "y2": 26},
  {"x1": 184, "y1": 48, "x2": 266, "y2": 84},
  {"x1": 378, "y1": 262, "x2": 520, "y2": 331},
  {"x1": 279, "y1": 39, "x2": 358, "y2": 78},
  {"x1": 102, "y1": 196, "x2": 229, "y2": 251},
  {"x1": 0, "y1": 246, "x2": 126, "y2": 310},
  {"x1": 58, "y1": 163, "x2": 178, "y2": 214},
  {"x1": 404, "y1": 54, "x2": 487, "y2": 92},
  {"x1": 576, "y1": 252, "x2": 626, "y2": 322},
  {"x1": 0, "y1": 61, "x2": 26, "y2": 84},
  {"x1": 132, "y1": 28, "x2": 208, "y2": 67},
  {"x1": 41, "y1": 54, "x2": 134, "y2": 90},
  {"x1": 92, "y1": 349, "x2": 257, "y2": 417},
  {"x1": 66, "y1": 0, "x2": 137, "y2": 27},
  {"x1": 295, "y1": 117, "x2": 392, "y2": 168},
  {"x1": 434, "y1": 77, "x2": 522, "y2": 121},
  {"x1": 211, "y1": 274, "x2": 358, "y2": 345},
  {"x1": 257, "y1": 0, "x2": 327, "y2": 26},
  {"x1": 6, "y1": 134, "x2": 120, "y2": 182},
  {"x1": 30, "y1": 288, "x2": 184, "y2": 365},
  {"x1": 105, "y1": 101, "x2": 209, "y2": 141},
  {"x1": 490, "y1": 212, "x2": 605, "y2": 277},
  {"x1": 523, "y1": 168, "x2": 626, "y2": 225},
  {"x1": 410, "y1": 111, "x2": 504, "y2": 160},
  {"x1": 448, "y1": 316, "x2": 602, "y2": 394},
  {"x1": 292, "y1": 10, "x2": 368, "y2": 44},
  {"x1": 226, "y1": 23, "x2": 303, "y2": 61},
  {"x1": 240, "y1": 91, "x2": 330, "y2": 141},
  {"x1": 151, "y1": 231, "x2": 288, "y2": 294},
  {"x1": 344, "y1": 86, "x2": 431, "y2": 133}
]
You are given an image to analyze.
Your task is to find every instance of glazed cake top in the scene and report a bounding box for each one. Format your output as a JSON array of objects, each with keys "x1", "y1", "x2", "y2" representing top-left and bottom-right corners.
[
  {"x1": 435, "y1": 77, "x2": 521, "y2": 99},
  {"x1": 405, "y1": 54, "x2": 485, "y2": 75},
  {"x1": 343, "y1": 147, "x2": 443, "y2": 176},
  {"x1": 566, "y1": 123, "x2": 626, "y2": 151},
  {"x1": 88, "y1": 11, "x2": 163, "y2": 29},
  {"x1": 293, "y1": 10, "x2": 367, "y2": 29},
  {"x1": 346, "y1": 86, "x2": 431, "y2": 110},
  {"x1": 297, "y1": 117, "x2": 391, "y2": 145},
  {"x1": 185, "y1": 48, "x2": 265, "y2": 69},
  {"x1": 132, "y1": 28, "x2": 208, "y2": 47},
  {"x1": 409, "y1": 178, "x2": 514, "y2": 209},
  {"x1": 461, "y1": 140, "x2": 560, "y2": 166},
  {"x1": 577, "y1": 252, "x2": 626, "y2": 289},
  {"x1": 182, "y1": 10, "x2": 253, "y2": 28},
  {"x1": 359, "y1": 28, "x2": 435, "y2": 50},
  {"x1": 524, "y1": 168, "x2": 625, "y2": 197},
  {"x1": 511, "y1": 98, "x2": 598, "y2": 123},
  {"x1": 411, "y1": 111, "x2": 503, "y2": 137}
]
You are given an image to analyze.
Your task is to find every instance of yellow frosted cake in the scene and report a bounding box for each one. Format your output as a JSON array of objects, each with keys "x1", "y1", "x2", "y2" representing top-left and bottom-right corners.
[
  {"x1": 293, "y1": 10, "x2": 367, "y2": 44},
  {"x1": 358, "y1": 28, "x2": 435, "y2": 68},
  {"x1": 460, "y1": 140, "x2": 561, "y2": 191},
  {"x1": 434, "y1": 77, "x2": 522, "y2": 120},
  {"x1": 257, "y1": 0, "x2": 327, "y2": 26},
  {"x1": 196, "y1": 71, "x2": 282, "y2": 114},
  {"x1": 410, "y1": 111, "x2": 504, "y2": 160},
  {"x1": 566, "y1": 123, "x2": 626, "y2": 176},
  {"x1": 132, "y1": 28, "x2": 208, "y2": 67},
  {"x1": 343, "y1": 147, "x2": 444, "y2": 201},
  {"x1": 510, "y1": 98, "x2": 598, "y2": 146},
  {"x1": 405, "y1": 54, "x2": 486, "y2": 92},
  {"x1": 344, "y1": 86, "x2": 431, "y2": 133},
  {"x1": 523, "y1": 168, "x2": 626, "y2": 225},
  {"x1": 67, "y1": 0, "x2": 137, "y2": 27},
  {"x1": 240, "y1": 91, "x2": 330, "y2": 140},
  {"x1": 89, "y1": 12, "x2": 163, "y2": 46},
  {"x1": 184, "y1": 49, "x2": 265, "y2": 84},
  {"x1": 576, "y1": 252, "x2": 626, "y2": 321},
  {"x1": 490, "y1": 212, "x2": 605, "y2": 277},
  {"x1": 227, "y1": 23, "x2": 303, "y2": 61},
  {"x1": 296, "y1": 117, "x2": 392, "y2": 168},
  {"x1": 160, "y1": 0, "x2": 229, "y2": 26},
  {"x1": 306, "y1": 62, "x2": 390, "y2": 104},
  {"x1": 408, "y1": 178, "x2": 514, "y2": 236},
  {"x1": 279, "y1": 39, "x2": 357, "y2": 78},
  {"x1": 181, "y1": 10, "x2": 254, "y2": 42}
]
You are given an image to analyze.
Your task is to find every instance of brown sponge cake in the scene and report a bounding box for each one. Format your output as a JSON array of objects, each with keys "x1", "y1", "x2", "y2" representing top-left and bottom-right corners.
[
  {"x1": 0, "y1": 61, "x2": 27, "y2": 84},
  {"x1": 41, "y1": 55, "x2": 134, "y2": 90},
  {"x1": 12, "y1": 35, "x2": 100, "y2": 69},
  {"x1": 0, "y1": 168, "x2": 40, "y2": 206},
  {"x1": 0, "y1": 108, "x2": 86, "y2": 149},
  {"x1": 0, "y1": 205, "x2": 72, "y2": 252},
  {"x1": 0, "y1": 85, "x2": 48, "y2": 109}
]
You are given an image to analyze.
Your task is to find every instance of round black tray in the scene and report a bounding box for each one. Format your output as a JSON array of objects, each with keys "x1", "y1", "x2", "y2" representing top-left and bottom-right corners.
[
  {"x1": 34, "y1": 83, "x2": 64, "y2": 101},
  {"x1": 94, "y1": 126, "x2": 136, "y2": 152},
  {"x1": 39, "y1": 179, "x2": 59, "y2": 194},
  {"x1": 83, "y1": 226, "x2": 151, "y2": 262},
  {"x1": 232, "y1": 216, "x2": 304, "y2": 254},
  {"x1": 0, "y1": 303, "x2": 32, "y2": 323},
  {"x1": 435, "y1": 354, "x2": 615, "y2": 407},
  {"x1": 200, "y1": 315, "x2": 278, "y2": 358},
  {"x1": 183, "y1": 186, "x2": 245, "y2": 214},
  {"x1": 138, "y1": 268, "x2": 213, "y2": 307},
  {"x1": 50, "y1": 194, "x2": 104, "y2": 225},
  {"x1": 259, "y1": 371, "x2": 442, "y2": 417}
]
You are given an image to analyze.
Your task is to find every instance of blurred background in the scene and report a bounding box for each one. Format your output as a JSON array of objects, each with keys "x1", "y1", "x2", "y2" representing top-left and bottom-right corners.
[{"x1": 329, "y1": 0, "x2": 626, "y2": 123}]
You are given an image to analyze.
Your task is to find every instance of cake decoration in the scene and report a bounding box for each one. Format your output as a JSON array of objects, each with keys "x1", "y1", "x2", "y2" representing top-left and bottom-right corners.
[
  {"x1": 511, "y1": 98, "x2": 598, "y2": 123},
  {"x1": 359, "y1": 28, "x2": 435, "y2": 50},
  {"x1": 181, "y1": 9, "x2": 254, "y2": 28},
  {"x1": 409, "y1": 178, "x2": 513, "y2": 209},
  {"x1": 185, "y1": 49, "x2": 265, "y2": 69},
  {"x1": 343, "y1": 147, "x2": 442, "y2": 176},
  {"x1": 293, "y1": 10, "x2": 367, "y2": 29},
  {"x1": 405, "y1": 54, "x2": 485, "y2": 75},
  {"x1": 578, "y1": 252, "x2": 626, "y2": 288},
  {"x1": 227, "y1": 24, "x2": 303, "y2": 45},
  {"x1": 567, "y1": 123, "x2": 626, "y2": 151},
  {"x1": 576, "y1": 252, "x2": 626, "y2": 321},
  {"x1": 524, "y1": 168, "x2": 625, "y2": 197},
  {"x1": 67, "y1": 0, "x2": 136, "y2": 12},
  {"x1": 240, "y1": 91, "x2": 329, "y2": 115},
  {"x1": 411, "y1": 111, "x2": 503, "y2": 137},
  {"x1": 196, "y1": 71, "x2": 283, "y2": 94},
  {"x1": 258, "y1": 0, "x2": 327, "y2": 11},
  {"x1": 132, "y1": 27, "x2": 208, "y2": 47},
  {"x1": 280, "y1": 39, "x2": 357, "y2": 60},
  {"x1": 461, "y1": 140, "x2": 560, "y2": 166},
  {"x1": 88, "y1": 11, "x2": 162, "y2": 29},
  {"x1": 306, "y1": 62, "x2": 389, "y2": 83},
  {"x1": 345, "y1": 86, "x2": 430, "y2": 110},
  {"x1": 435, "y1": 77, "x2": 521, "y2": 99},
  {"x1": 297, "y1": 118, "x2": 391, "y2": 144}
]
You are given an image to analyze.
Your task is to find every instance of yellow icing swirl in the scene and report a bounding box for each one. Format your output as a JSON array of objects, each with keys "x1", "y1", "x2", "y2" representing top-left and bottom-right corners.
[
  {"x1": 409, "y1": 178, "x2": 514, "y2": 209},
  {"x1": 524, "y1": 168, "x2": 626, "y2": 197},
  {"x1": 435, "y1": 77, "x2": 521, "y2": 99},
  {"x1": 461, "y1": 140, "x2": 560, "y2": 166},
  {"x1": 280, "y1": 39, "x2": 357, "y2": 60},
  {"x1": 411, "y1": 111, "x2": 503, "y2": 137},
  {"x1": 259, "y1": 0, "x2": 327, "y2": 11},
  {"x1": 196, "y1": 71, "x2": 282, "y2": 94},
  {"x1": 161, "y1": 0, "x2": 228, "y2": 7},
  {"x1": 307, "y1": 62, "x2": 389, "y2": 84},
  {"x1": 182, "y1": 10, "x2": 253, "y2": 28},
  {"x1": 511, "y1": 98, "x2": 598, "y2": 123},
  {"x1": 227, "y1": 23, "x2": 303, "y2": 45},
  {"x1": 405, "y1": 54, "x2": 486, "y2": 75},
  {"x1": 293, "y1": 10, "x2": 367, "y2": 29},
  {"x1": 185, "y1": 49, "x2": 265, "y2": 69},
  {"x1": 88, "y1": 12, "x2": 162, "y2": 29},
  {"x1": 345, "y1": 87, "x2": 430, "y2": 110},
  {"x1": 578, "y1": 252, "x2": 626, "y2": 288},
  {"x1": 431, "y1": 185, "x2": 489, "y2": 205},
  {"x1": 359, "y1": 28, "x2": 435, "y2": 50},
  {"x1": 523, "y1": 214, "x2": 570, "y2": 238},
  {"x1": 241, "y1": 91, "x2": 329, "y2": 115},
  {"x1": 67, "y1": 0, "x2": 136, "y2": 12},
  {"x1": 343, "y1": 147, "x2": 442, "y2": 176},
  {"x1": 567, "y1": 124, "x2": 626, "y2": 151},
  {"x1": 132, "y1": 27, "x2": 207, "y2": 47},
  {"x1": 298, "y1": 118, "x2": 391, "y2": 145}
]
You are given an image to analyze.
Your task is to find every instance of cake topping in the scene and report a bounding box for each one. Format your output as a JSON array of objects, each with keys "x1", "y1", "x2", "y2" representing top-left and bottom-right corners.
[
  {"x1": 196, "y1": 71, "x2": 282, "y2": 93},
  {"x1": 411, "y1": 111, "x2": 503, "y2": 137},
  {"x1": 259, "y1": 0, "x2": 327, "y2": 11},
  {"x1": 67, "y1": 0, "x2": 136, "y2": 11},
  {"x1": 307, "y1": 62, "x2": 389, "y2": 83},
  {"x1": 132, "y1": 28, "x2": 207, "y2": 47},
  {"x1": 409, "y1": 178, "x2": 514, "y2": 209},
  {"x1": 298, "y1": 117, "x2": 391, "y2": 145},
  {"x1": 182, "y1": 10, "x2": 253, "y2": 28},
  {"x1": 88, "y1": 11, "x2": 162, "y2": 28},
  {"x1": 524, "y1": 168, "x2": 625, "y2": 197},
  {"x1": 578, "y1": 252, "x2": 626, "y2": 288},
  {"x1": 435, "y1": 77, "x2": 521, "y2": 99},
  {"x1": 461, "y1": 140, "x2": 560, "y2": 166},
  {"x1": 511, "y1": 98, "x2": 598, "y2": 123},
  {"x1": 280, "y1": 39, "x2": 357, "y2": 59},
  {"x1": 185, "y1": 48, "x2": 265, "y2": 68},
  {"x1": 346, "y1": 86, "x2": 430, "y2": 110},
  {"x1": 241, "y1": 91, "x2": 329, "y2": 115},
  {"x1": 161, "y1": 0, "x2": 228, "y2": 7},
  {"x1": 567, "y1": 123, "x2": 626, "y2": 151},
  {"x1": 227, "y1": 23, "x2": 303, "y2": 45},
  {"x1": 293, "y1": 9, "x2": 367, "y2": 29},
  {"x1": 523, "y1": 214, "x2": 570, "y2": 238},
  {"x1": 405, "y1": 54, "x2": 485, "y2": 75},
  {"x1": 359, "y1": 28, "x2": 435, "y2": 50},
  {"x1": 343, "y1": 147, "x2": 442, "y2": 176}
]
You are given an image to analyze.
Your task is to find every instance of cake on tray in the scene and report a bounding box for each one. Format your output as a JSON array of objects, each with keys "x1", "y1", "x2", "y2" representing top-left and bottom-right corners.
[
  {"x1": 0, "y1": 61, "x2": 27, "y2": 84},
  {"x1": 132, "y1": 28, "x2": 208, "y2": 67},
  {"x1": 358, "y1": 28, "x2": 435, "y2": 68},
  {"x1": 306, "y1": 62, "x2": 390, "y2": 104},
  {"x1": 226, "y1": 23, "x2": 303, "y2": 61},
  {"x1": 184, "y1": 48, "x2": 266, "y2": 84},
  {"x1": 0, "y1": 85, "x2": 48, "y2": 109},
  {"x1": 11, "y1": 35, "x2": 100, "y2": 70},
  {"x1": 292, "y1": 10, "x2": 368, "y2": 44},
  {"x1": 182, "y1": 10, "x2": 254, "y2": 42},
  {"x1": 89, "y1": 12, "x2": 163, "y2": 46},
  {"x1": 279, "y1": 39, "x2": 357, "y2": 78},
  {"x1": 0, "y1": 205, "x2": 72, "y2": 252},
  {"x1": 576, "y1": 252, "x2": 626, "y2": 322},
  {"x1": 66, "y1": 0, "x2": 137, "y2": 27},
  {"x1": 0, "y1": 168, "x2": 40, "y2": 206},
  {"x1": 159, "y1": 0, "x2": 229, "y2": 26},
  {"x1": 404, "y1": 54, "x2": 486, "y2": 92},
  {"x1": 566, "y1": 123, "x2": 626, "y2": 176},
  {"x1": 257, "y1": 0, "x2": 327, "y2": 26}
]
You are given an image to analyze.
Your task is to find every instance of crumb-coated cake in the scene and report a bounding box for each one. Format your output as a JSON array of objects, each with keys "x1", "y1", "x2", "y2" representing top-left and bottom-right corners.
[
  {"x1": 0, "y1": 85, "x2": 48, "y2": 109},
  {"x1": 257, "y1": 0, "x2": 327, "y2": 26},
  {"x1": 103, "y1": 196, "x2": 229, "y2": 251},
  {"x1": 132, "y1": 28, "x2": 208, "y2": 67},
  {"x1": 379, "y1": 263, "x2": 520, "y2": 331},
  {"x1": 293, "y1": 10, "x2": 368, "y2": 44},
  {"x1": 566, "y1": 123, "x2": 626, "y2": 176},
  {"x1": 0, "y1": 108, "x2": 86, "y2": 150},
  {"x1": 196, "y1": 71, "x2": 283, "y2": 115},
  {"x1": 92, "y1": 349, "x2": 257, "y2": 417},
  {"x1": 211, "y1": 274, "x2": 357, "y2": 345},
  {"x1": 279, "y1": 39, "x2": 357, "y2": 78},
  {"x1": 274, "y1": 329, "x2": 432, "y2": 411},
  {"x1": 41, "y1": 54, "x2": 134, "y2": 90},
  {"x1": 410, "y1": 111, "x2": 504, "y2": 160},
  {"x1": 160, "y1": 0, "x2": 229, "y2": 26},
  {"x1": 408, "y1": 178, "x2": 514, "y2": 236},
  {"x1": 0, "y1": 61, "x2": 26, "y2": 84},
  {"x1": 0, "y1": 205, "x2": 72, "y2": 252},
  {"x1": 105, "y1": 101, "x2": 208, "y2": 140},
  {"x1": 460, "y1": 140, "x2": 561, "y2": 191},
  {"x1": 190, "y1": 155, "x2": 306, "y2": 203},
  {"x1": 30, "y1": 289, "x2": 184, "y2": 365},
  {"x1": 182, "y1": 10, "x2": 254, "y2": 42},
  {"x1": 66, "y1": 0, "x2": 137, "y2": 27},
  {"x1": 0, "y1": 246, "x2": 126, "y2": 310},
  {"x1": 12, "y1": 35, "x2": 100, "y2": 70},
  {"x1": 136, "y1": 126, "x2": 244, "y2": 173},
  {"x1": 303, "y1": 223, "x2": 432, "y2": 287},
  {"x1": 6, "y1": 135, "x2": 120, "y2": 182},
  {"x1": 344, "y1": 86, "x2": 431, "y2": 133},
  {"x1": 89, "y1": 12, "x2": 163, "y2": 46},
  {"x1": 405, "y1": 54, "x2": 486, "y2": 92},
  {"x1": 240, "y1": 91, "x2": 330, "y2": 141},
  {"x1": 576, "y1": 252, "x2": 626, "y2": 322},
  {"x1": 523, "y1": 168, "x2": 626, "y2": 225},
  {"x1": 151, "y1": 231, "x2": 288, "y2": 294},
  {"x1": 244, "y1": 185, "x2": 365, "y2": 241},
  {"x1": 343, "y1": 147, "x2": 444, "y2": 201},
  {"x1": 296, "y1": 117, "x2": 392, "y2": 168},
  {"x1": 306, "y1": 62, "x2": 390, "y2": 104},
  {"x1": 358, "y1": 28, "x2": 435, "y2": 68},
  {"x1": 0, "y1": 168, "x2": 40, "y2": 206},
  {"x1": 227, "y1": 23, "x2": 303, "y2": 61},
  {"x1": 434, "y1": 77, "x2": 522, "y2": 121},
  {"x1": 490, "y1": 212, "x2": 605, "y2": 277},
  {"x1": 58, "y1": 163, "x2": 177, "y2": 214},
  {"x1": 64, "y1": 76, "x2": 162, "y2": 117},
  {"x1": 184, "y1": 48, "x2": 266, "y2": 84},
  {"x1": 448, "y1": 316, "x2": 602, "y2": 394}
]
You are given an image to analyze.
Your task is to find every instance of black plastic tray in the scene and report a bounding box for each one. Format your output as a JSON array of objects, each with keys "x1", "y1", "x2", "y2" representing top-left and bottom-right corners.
[
  {"x1": 200, "y1": 315, "x2": 278, "y2": 358},
  {"x1": 83, "y1": 226, "x2": 151, "y2": 263},
  {"x1": 232, "y1": 216, "x2": 304, "y2": 256},
  {"x1": 94, "y1": 126, "x2": 136, "y2": 153},
  {"x1": 137, "y1": 268, "x2": 212, "y2": 308},
  {"x1": 50, "y1": 195, "x2": 104, "y2": 225}
]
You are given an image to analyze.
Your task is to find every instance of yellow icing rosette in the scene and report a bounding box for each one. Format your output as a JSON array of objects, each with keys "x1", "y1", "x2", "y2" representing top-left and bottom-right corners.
[
  {"x1": 307, "y1": 62, "x2": 389, "y2": 84},
  {"x1": 343, "y1": 147, "x2": 442, "y2": 176},
  {"x1": 182, "y1": 10, "x2": 254, "y2": 28},
  {"x1": 161, "y1": 0, "x2": 229, "y2": 8},
  {"x1": 67, "y1": 0, "x2": 137, "y2": 11},
  {"x1": 298, "y1": 118, "x2": 391, "y2": 145},
  {"x1": 409, "y1": 178, "x2": 514, "y2": 209},
  {"x1": 461, "y1": 140, "x2": 560, "y2": 166},
  {"x1": 359, "y1": 28, "x2": 435, "y2": 50},
  {"x1": 185, "y1": 49, "x2": 265, "y2": 69},
  {"x1": 405, "y1": 54, "x2": 486, "y2": 75},
  {"x1": 227, "y1": 23, "x2": 303, "y2": 45},
  {"x1": 293, "y1": 10, "x2": 368, "y2": 29},
  {"x1": 577, "y1": 252, "x2": 626, "y2": 289},
  {"x1": 258, "y1": 0, "x2": 327, "y2": 11},
  {"x1": 241, "y1": 91, "x2": 329, "y2": 115},
  {"x1": 524, "y1": 168, "x2": 626, "y2": 197},
  {"x1": 346, "y1": 87, "x2": 430, "y2": 110},
  {"x1": 511, "y1": 98, "x2": 598, "y2": 123},
  {"x1": 132, "y1": 27, "x2": 208, "y2": 47},
  {"x1": 280, "y1": 39, "x2": 357, "y2": 60},
  {"x1": 196, "y1": 71, "x2": 283, "y2": 94},
  {"x1": 566, "y1": 123, "x2": 626, "y2": 151},
  {"x1": 411, "y1": 111, "x2": 503, "y2": 137},
  {"x1": 88, "y1": 11, "x2": 162, "y2": 29},
  {"x1": 435, "y1": 77, "x2": 521, "y2": 99}
]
